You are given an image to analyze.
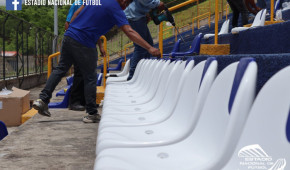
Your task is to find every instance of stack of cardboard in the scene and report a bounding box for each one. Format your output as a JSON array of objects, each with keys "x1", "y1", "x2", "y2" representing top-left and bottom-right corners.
[{"x1": 0, "y1": 87, "x2": 30, "y2": 126}]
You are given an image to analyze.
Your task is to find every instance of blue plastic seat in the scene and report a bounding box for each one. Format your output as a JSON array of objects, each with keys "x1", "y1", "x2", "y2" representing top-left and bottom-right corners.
[
  {"x1": 49, "y1": 85, "x2": 72, "y2": 108},
  {"x1": 97, "y1": 73, "x2": 103, "y2": 86},
  {"x1": 0, "y1": 121, "x2": 8, "y2": 141},
  {"x1": 163, "y1": 39, "x2": 181, "y2": 57},
  {"x1": 101, "y1": 59, "x2": 124, "y2": 73},
  {"x1": 66, "y1": 76, "x2": 74, "y2": 85},
  {"x1": 170, "y1": 33, "x2": 202, "y2": 58},
  {"x1": 56, "y1": 74, "x2": 102, "y2": 97}
]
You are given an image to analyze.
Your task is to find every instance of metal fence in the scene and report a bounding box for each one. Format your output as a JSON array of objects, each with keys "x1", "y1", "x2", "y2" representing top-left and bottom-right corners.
[{"x1": 0, "y1": 9, "x2": 58, "y2": 82}]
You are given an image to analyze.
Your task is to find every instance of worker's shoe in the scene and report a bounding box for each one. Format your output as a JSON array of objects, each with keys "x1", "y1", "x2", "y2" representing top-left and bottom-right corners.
[
  {"x1": 33, "y1": 99, "x2": 51, "y2": 117},
  {"x1": 69, "y1": 103, "x2": 85, "y2": 111},
  {"x1": 82, "y1": 112, "x2": 101, "y2": 123}
]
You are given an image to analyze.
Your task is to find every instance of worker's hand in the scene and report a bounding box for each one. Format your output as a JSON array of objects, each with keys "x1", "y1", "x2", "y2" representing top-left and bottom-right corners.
[
  {"x1": 148, "y1": 47, "x2": 161, "y2": 58},
  {"x1": 158, "y1": 1, "x2": 165, "y2": 11},
  {"x1": 99, "y1": 47, "x2": 106, "y2": 57}
]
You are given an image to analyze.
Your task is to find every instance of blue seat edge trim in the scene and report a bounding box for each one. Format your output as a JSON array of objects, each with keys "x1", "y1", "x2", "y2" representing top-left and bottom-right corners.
[
  {"x1": 199, "y1": 57, "x2": 216, "y2": 91},
  {"x1": 228, "y1": 57, "x2": 255, "y2": 114}
]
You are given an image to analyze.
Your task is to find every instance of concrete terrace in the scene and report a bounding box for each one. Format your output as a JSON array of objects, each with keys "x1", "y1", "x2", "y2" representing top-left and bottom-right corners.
[{"x1": 0, "y1": 78, "x2": 101, "y2": 169}]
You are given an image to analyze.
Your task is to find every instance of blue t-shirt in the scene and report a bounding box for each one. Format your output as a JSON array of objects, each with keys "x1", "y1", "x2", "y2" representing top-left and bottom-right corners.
[
  {"x1": 66, "y1": 0, "x2": 82, "y2": 22},
  {"x1": 65, "y1": 0, "x2": 129, "y2": 48}
]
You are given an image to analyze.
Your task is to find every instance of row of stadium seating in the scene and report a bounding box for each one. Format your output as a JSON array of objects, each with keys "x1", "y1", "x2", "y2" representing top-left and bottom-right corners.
[{"x1": 94, "y1": 57, "x2": 290, "y2": 170}]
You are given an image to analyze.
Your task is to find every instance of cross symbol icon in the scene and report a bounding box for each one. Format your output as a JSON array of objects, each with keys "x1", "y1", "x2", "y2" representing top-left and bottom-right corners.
[{"x1": 12, "y1": 0, "x2": 19, "y2": 10}]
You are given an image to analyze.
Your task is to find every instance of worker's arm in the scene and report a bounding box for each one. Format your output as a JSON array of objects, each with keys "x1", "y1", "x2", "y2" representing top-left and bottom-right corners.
[
  {"x1": 65, "y1": 21, "x2": 70, "y2": 31},
  {"x1": 70, "y1": 5, "x2": 85, "y2": 24},
  {"x1": 120, "y1": 25, "x2": 160, "y2": 57}
]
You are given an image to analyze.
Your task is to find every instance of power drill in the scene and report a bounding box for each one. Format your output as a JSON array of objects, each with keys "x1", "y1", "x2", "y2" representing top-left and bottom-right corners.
[
  {"x1": 150, "y1": 6, "x2": 176, "y2": 26},
  {"x1": 149, "y1": 6, "x2": 185, "y2": 43}
]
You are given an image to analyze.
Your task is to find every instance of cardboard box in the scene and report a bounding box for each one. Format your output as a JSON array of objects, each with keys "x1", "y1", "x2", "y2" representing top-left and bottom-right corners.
[{"x1": 0, "y1": 87, "x2": 30, "y2": 127}]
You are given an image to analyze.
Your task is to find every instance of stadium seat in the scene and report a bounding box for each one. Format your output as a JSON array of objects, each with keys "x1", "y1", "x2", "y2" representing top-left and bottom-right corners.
[
  {"x1": 103, "y1": 60, "x2": 171, "y2": 106},
  {"x1": 218, "y1": 66, "x2": 290, "y2": 170},
  {"x1": 96, "y1": 58, "x2": 218, "y2": 154},
  {"x1": 170, "y1": 33, "x2": 202, "y2": 57},
  {"x1": 101, "y1": 59, "x2": 124, "y2": 73},
  {"x1": 106, "y1": 59, "x2": 130, "y2": 78},
  {"x1": 96, "y1": 73, "x2": 103, "y2": 86},
  {"x1": 56, "y1": 73, "x2": 102, "y2": 97},
  {"x1": 104, "y1": 59, "x2": 163, "y2": 98},
  {"x1": 49, "y1": 84, "x2": 72, "y2": 108},
  {"x1": 204, "y1": 19, "x2": 230, "y2": 39},
  {"x1": 104, "y1": 59, "x2": 147, "y2": 91},
  {"x1": 231, "y1": 9, "x2": 267, "y2": 34},
  {"x1": 162, "y1": 39, "x2": 181, "y2": 57},
  {"x1": 103, "y1": 60, "x2": 183, "y2": 114},
  {"x1": 107, "y1": 59, "x2": 124, "y2": 72},
  {"x1": 66, "y1": 76, "x2": 74, "y2": 85},
  {"x1": 94, "y1": 58, "x2": 257, "y2": 170},
  {"x1": 0, "y1": 121, "x2": 8, "y2": 141}
]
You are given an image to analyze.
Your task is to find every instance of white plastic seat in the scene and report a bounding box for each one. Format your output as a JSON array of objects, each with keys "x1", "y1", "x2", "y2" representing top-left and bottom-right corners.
[
  {"x1": 204, "y1": 19, "x2": 230, "y2": 39},
  {"x1": 104, "y1": 60, "x2": 166, "y2": 99},
  {"x1": 231, "y1": 9, "x2": 267, "y2": 34},
  {"x1": 106, "y1": 59, "x2": 130, "y2": 77},
  {"x1": 106, "y1": 59, "x2": 131, "y2": 84},
  {"x1": 104, "y1": 59, "x2": 147, "y2": 94},
  {"x1": 99, "y1": 60, "x2": 199, "y2": 131},
  {"x1": 96, "y1": 58, "x2": 218, "y2": 154},
  {"x1": 218, "y1": 66, "x2": 290, "y2": 170},
  {"x1": 102, "y1": 60, "x2": 185, "y2": 114},
  {"x1": 105, "y1": 59, "x2": 149, "y2": 90},
  {"x1": 94, "y1": 58, "x2": 257, "y2": 170},
  {"x1": 103, "y1": 60, "x2": 171, "y2": 107}
]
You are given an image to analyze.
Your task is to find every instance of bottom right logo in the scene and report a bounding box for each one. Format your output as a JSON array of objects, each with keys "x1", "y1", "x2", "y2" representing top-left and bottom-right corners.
[{"x1": 238, "y1": 144, "x2": 286, "y2": 170}]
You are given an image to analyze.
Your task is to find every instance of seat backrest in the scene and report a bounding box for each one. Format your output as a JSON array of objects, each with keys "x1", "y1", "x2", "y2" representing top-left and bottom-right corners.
[
  {"x1": 116, "y1": 59, "x2": 130, "y2": 77},
  {"x1": 275, "y1": 0, "x2": 281, "y2": 12},
  {"x1": 149, "y1": 60, "x2": 183, "y2": 105},
  {"x1": 66, "y1": 76, "x2": 74, "y2": 85},
  {"x1": 126, "y1": 59, "x2": 146, "y2": 84},
  {"x1": 189, "y1": 33, "x2": 202, "y2": 54},
  {"x1": 0, "y1": 120, "x2": 8, "y2": 141},
  {"x1": 96, "y1": 73, "x2": 103, "y2": 86},
  {"x1": 219, "y1": 19, "x2": 230, "y2": 35},
  {"x1": 159, "y1": 59, "x2": 195, "y2": 112},
  {"x1": 220, "y1": 66, "x2": 290, "y2": 170},
  {"x1": 251, "y1": 9, "x2": 267, "y2": 27},
  {"x1": 172, "y1": 39, "x2": 181, "y2": 53},
  {"x1": 166, "y1": 58, "x2": 218, "y2": 138},
  {"x1": 187, "y1": 58, "x2": 257, "y2": 169}
]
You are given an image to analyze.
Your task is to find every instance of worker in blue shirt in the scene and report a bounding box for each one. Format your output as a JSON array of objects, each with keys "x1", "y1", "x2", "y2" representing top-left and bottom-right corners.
[
  {"x1": 33, "y1": 0, "x2": 160, "y2": 123},
  {"x1": 65, "y1": 0, "x2": 82, "y2": 30},
  {"x1": 125, "y1": 0, "x2": 165, "y2": 80},
  {"x1": 64, "y1": 0, "x2": 101, "y2": 111}
]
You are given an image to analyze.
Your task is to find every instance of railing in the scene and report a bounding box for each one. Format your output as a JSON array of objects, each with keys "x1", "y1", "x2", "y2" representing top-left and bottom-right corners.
[
  {"x1": 192, "y1": 12, "x2": 211, "y2": 34},
  {"x1": 100, "y1": 35, "x2": 108, "y2": 87},
  {"x1": 0, "y1": 9, "x2": 58, "y2": 83},
  {"x1": 47, "y1": 52, "x2": 60, "y2": 78}
]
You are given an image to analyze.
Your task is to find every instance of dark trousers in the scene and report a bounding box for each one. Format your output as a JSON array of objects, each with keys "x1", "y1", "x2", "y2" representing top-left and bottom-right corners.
[
  {"x1": 39, "y1": 36, "x2": 98, "y2": 115},
  {"x1": 69, "y1": 65, "x2": 86, "y2": 106},
  {"x1": 227, "y1": 0, "x2": 249, "y2": 27},
  {"x1": 127, "y1": 17, "x2": 153, "y2": 80}
]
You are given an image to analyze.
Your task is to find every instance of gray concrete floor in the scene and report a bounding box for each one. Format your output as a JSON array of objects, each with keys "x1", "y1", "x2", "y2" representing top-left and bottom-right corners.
[{"x1": 0, "y1": 77, "x2": 102, "y2": 170}]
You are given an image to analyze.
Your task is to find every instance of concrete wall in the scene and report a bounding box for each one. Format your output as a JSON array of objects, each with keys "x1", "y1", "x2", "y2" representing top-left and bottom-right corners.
[{"x1": 0, "y1": 73, "x2": 47, "y2": 90}]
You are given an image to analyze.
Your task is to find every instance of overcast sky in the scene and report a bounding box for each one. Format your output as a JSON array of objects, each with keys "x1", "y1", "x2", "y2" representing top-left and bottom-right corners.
[{"x1": 0, "y1": 0, "x2": 5, "y2": 6}]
